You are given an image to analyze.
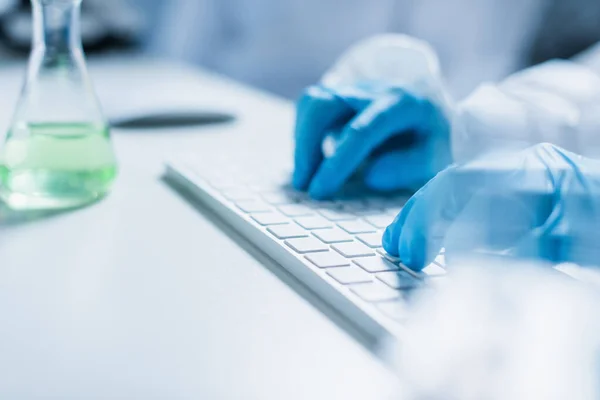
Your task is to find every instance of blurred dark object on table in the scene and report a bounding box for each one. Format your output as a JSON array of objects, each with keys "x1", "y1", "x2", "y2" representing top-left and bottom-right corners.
[{"x1": 0, "y1": 0, "x2": 145, "y2": 55}]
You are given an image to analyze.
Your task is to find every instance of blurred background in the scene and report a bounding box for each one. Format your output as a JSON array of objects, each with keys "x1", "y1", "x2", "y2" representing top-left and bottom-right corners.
[{"x1": 0, "y1": 0, "x2": 599, "y2": 99}]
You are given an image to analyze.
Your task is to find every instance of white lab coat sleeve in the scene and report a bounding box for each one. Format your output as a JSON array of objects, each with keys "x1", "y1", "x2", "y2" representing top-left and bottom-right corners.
[{"x1": 453, "y1": 60, "x2": 600, "y2": 162}]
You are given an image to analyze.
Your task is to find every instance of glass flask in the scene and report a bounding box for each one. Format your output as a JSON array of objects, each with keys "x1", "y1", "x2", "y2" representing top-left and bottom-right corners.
[{"x1": 0, "y1": 0, "x2": 117, "y2": 210}]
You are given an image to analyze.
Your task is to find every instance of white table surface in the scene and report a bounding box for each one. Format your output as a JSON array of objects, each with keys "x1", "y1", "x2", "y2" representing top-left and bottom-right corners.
[{"x1": 0, "y1": 59, "x2": 398, "y2": 399}]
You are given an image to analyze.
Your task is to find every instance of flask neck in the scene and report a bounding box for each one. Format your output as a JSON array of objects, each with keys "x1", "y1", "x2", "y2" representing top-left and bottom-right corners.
[{"x1": 32, "y1": 0, "x2": 83, "y2": 55}]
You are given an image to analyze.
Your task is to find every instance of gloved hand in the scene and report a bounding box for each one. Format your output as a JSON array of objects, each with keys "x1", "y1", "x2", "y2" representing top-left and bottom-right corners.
[
  {"x1": 292, "y1": 83, "x2": 451, "y2": 199},
  {"x1": 383, "y1": 143, "x2": 600, "y2": 270},
  {"x1": 292, "y1": 35, "x2": 453, "y2": 199}
]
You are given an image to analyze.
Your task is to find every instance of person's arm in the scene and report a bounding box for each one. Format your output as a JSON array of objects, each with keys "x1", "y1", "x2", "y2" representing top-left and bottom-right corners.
[
  {"x1": 382, "y1": 142, "x2": 600, "y2": 269},
  {"x1": 293, "y1": 34, "x2": 600, "y2": 199},
  {"x1": 453, "y1": 60, "x2": 600, "y2": 162}
]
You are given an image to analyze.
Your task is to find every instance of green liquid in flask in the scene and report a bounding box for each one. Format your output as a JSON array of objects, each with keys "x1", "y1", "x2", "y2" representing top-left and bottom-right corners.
[{"x1": 0, "y1": 123, "x2": 117, "y2": 210}]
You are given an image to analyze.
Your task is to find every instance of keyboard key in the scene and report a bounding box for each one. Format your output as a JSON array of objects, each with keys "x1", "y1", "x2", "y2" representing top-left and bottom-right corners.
[
  {"x1": 221, "y1": 188, "x2": 256, "y2": 201},
  {"x1": 206, "y1": 178, "x2": 239, "y2": 190},
  {"x1": 257, "y1": 172, "x2": 288, "y2": 185},
  {"x1": 251, "y1": 213, "x2": 290, "y2": 226},
  {"x1": 332, "y1": 242, "x2": 376, "y2": 258},
  {"x1": 312, "y1": 228, "x2": 353, "y2": 244},
  {"x1": 267, "y1": 224, "x2": 309, "y2": 239},
  {"x1": 350, "y1": 283, "x2": 401, "y2": 302},
  {"x1": 285, "y1": 237, "x2": 329, "y2": 254},
  {"x1": 377, "y1": 301, "x2": 408, "y2": 322},
  {"x1": 364, "y1": 215, "x2": 394, "y2": 229},
  {"x1": 356, "y1": 233, "x2": 383, "y2": 248},
  {"x1": 278, "y1": 204, "x2": 314, "y2": 217},
  {"x1": 337, "y1": 220, "x2": 377, "y2": 234},
  {"x1": 281, "y1": 187, "x2": 307, "y2": 201},
  {"x1": 339, "y1": 200, "x2": 368, "y2": 211},
  {"x1": 236, "y1": 172, "x2": 261, "y2": 183},
  {"x1": 295, "y1": 216, "x2": 333, "y2": 230},
  {"x1": 354, "y1": 257, "x2": 399, "y2": 273},
  {"x1": 377, "y1": 248, "x2": 401, "y2": 263},
  {"x1": 305, "y1": 251, "x2": 351, "y2": 268},
  {"x1": 377, "y1": 271, "x2": 420, "y2": 290},
  {"x1": 248, "y1": 183, "x2": 282, "y2": 192},
  {"x1": 261, "y1": 192, "x2": 297, "y2": 205},
  {"x1": 236, "y1": 200, "x2": 272, "y2": 213},
  {"x1": 421, "y1": 262, "x2": 447, "y2": 277},
  {"x1": 318, "y1": 209, "x2": 357, "y2": 222},
  {"x1": 397, "y1": 263, "x2": 423, "y2": 278},
  {"x1": 352, "y1": 209, "x2": 386, "y2": 216},
  {"x1": 304, "y1": 200, "x2": 338, "y2": 209},
  {"x1": 327, "y1": 267, "x2": 372, "y2": 284}
]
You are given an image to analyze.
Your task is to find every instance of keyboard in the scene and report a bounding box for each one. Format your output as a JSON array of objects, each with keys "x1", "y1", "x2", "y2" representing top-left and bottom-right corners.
[{"x1": 165, "y1": 153, "x2": 447, "y2": 340}]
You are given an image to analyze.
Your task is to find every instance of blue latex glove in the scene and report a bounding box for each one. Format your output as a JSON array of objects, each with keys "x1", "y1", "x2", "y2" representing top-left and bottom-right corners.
[
  {"x1": 383, "y1": 143, "x2": 600, "y2": 270},
  {"x1": 292, "y1": 83, "x2": 452, "y2": 199}
]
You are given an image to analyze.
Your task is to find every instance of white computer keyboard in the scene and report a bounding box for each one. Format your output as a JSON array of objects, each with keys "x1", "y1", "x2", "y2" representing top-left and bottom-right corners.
[{"x1": 166, "y1": 154, "x2": 447, "y2": 340}]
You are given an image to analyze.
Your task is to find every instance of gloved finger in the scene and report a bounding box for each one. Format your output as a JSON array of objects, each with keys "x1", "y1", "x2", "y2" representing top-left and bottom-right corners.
[
  {"x1": 382, "y1": 190, "x2": 419, "y2": 257},
  {"x1": 292, "y1": 85, "x2": 354, "y2": 191},
  {"x1": 308, "y1": 93, "x2": 426, "y2": 199},
  {"x1": 364, "y1": 137, "x2": 451, "y2": 191},
  {"x1": 392, "y1": 168, "x2": 459, "y2": 269}
]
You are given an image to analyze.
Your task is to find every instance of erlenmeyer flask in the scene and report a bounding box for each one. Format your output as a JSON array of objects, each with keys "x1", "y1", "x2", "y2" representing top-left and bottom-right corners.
[{"x1": 0, "y1": 0, "x2": 117, "y2": 210}]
